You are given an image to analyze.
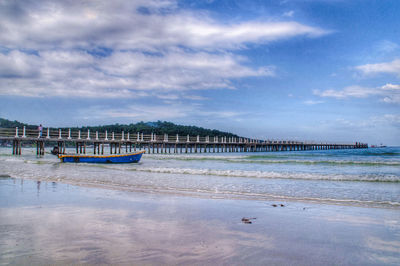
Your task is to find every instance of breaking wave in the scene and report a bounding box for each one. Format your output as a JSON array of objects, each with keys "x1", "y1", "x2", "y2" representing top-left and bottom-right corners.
[
  {"x1": 148, "y1": 155, "x2": 400, "y2": 166},
  {"x1": 127, "y1": 166, "x2": 400, "y2": 182}
]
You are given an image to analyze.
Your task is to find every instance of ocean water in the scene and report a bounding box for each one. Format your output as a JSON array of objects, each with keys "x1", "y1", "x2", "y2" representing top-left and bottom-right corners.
[{"x1": 0, "y1": 147, "x2": 399, "y2": 208}]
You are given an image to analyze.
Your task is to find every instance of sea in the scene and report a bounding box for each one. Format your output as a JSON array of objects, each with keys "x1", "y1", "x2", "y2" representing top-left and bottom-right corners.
[{"x1": 1, "y1": 146, "x2": 399, "y2": 209}]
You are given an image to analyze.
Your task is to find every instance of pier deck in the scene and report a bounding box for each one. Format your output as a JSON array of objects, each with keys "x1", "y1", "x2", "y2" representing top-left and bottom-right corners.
[{"x1": 0, "y1": 127, "x2": 368, "y2": 156}]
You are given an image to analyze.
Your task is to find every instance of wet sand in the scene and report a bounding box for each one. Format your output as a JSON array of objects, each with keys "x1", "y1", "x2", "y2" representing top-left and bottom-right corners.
[{"x1": 0, "y1": 177, "x2": 399, "y2": 265}]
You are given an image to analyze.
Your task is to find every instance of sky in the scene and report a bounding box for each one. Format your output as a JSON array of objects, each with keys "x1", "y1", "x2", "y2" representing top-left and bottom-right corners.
[{"x1": 0, "y1": 0, "x2": 399, "y2": 145}]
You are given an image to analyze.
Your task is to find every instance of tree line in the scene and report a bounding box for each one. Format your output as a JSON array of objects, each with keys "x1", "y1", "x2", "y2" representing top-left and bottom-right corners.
[{"x1": 0, "y1": 118, "x2": 239, "y2": 138}]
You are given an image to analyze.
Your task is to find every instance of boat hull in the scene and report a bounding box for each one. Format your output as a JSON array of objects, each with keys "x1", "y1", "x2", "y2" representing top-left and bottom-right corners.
[{"x1": 58, "y1": 151, "x2": 145, "y2": 163}]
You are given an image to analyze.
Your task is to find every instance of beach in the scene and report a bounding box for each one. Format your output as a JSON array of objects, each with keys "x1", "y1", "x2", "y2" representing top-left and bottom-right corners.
[
  {"x1": 0, "y1": 147, "x2": 400, "y2": 265},
  {"x1": 1, "y1": 178, "x2": 399, "y2": 265}
]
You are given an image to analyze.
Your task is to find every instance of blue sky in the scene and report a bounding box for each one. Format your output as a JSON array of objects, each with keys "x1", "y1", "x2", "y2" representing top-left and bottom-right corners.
[{"x1": 0, "y1": 0, "x2": 399, "y2": 145}]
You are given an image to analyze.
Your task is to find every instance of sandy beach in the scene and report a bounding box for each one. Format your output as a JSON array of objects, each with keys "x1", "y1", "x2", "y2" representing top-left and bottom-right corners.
[{"x1": 1, "y1": 177, "x2": 399, "y2": 265}]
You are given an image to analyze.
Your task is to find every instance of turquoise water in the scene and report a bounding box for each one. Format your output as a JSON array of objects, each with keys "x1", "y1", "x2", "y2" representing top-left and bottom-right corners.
[{"x1": 1, "y1": 147, "x2": 399, "y2": 207}]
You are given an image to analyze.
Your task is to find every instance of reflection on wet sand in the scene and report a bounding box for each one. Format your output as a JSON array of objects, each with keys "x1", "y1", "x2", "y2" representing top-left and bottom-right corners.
[
  {"x1": 0, "y1": 206, "x2": 272, "y2": 265},
  {"x1": 366, "y1": 236, "x2": 400, "y2": 262},
  {"x1": 0, "y1": 178, "x2": 399, "y2": 265}
]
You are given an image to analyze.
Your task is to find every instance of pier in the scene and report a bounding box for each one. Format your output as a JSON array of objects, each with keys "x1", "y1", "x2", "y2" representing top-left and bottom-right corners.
[{"x1": 0, "y1": 127, "x2": 368, "y2": 156}]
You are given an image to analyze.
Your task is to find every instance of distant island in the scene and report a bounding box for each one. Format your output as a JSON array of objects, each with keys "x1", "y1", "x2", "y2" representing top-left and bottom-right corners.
[{"x1": 0, "y1": 118, "x2": 239, "y2": 138}]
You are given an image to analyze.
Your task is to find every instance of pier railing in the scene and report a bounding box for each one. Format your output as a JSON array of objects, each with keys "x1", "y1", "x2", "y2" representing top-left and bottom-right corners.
[{"x1": 0, "y1": 127, "x2": 364, "y2": 146}]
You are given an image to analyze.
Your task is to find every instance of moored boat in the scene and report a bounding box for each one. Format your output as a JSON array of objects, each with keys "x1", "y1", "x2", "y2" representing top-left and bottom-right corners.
[{"x1": 58, "y1": 150, "x2": 145, "y2": 163}]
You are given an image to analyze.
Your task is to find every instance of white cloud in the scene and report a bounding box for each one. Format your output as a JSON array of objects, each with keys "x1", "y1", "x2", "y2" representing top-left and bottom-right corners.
[
  {"x1": 381, "y1": 114, "x2": 400, "y2": 125},
  {"x1": 381, "y1": 84, "x2": 400, "y2": 103},
  {"x1": 81, "y1": 104, "x2": 189, "y2": 121},
  {"x1": 80, "y1": 104, "x2": 245, "y2": 121},
  {"x1": 0, "y1": 1, "x2": 327, "y2": 51},
  {"x1": 313, "y1": 85, "x2": 379, "y2": 99},
  {"x1": 382, "y1": 95, "x2": 400, "y2": 104},
  {"x1": 314, "y1": 84, "x2": 400, "y2": 104},
  {"x1": 329, "y1": 114, "x2": 400, "y2": 130},
  {"x1": 0, "y1": 49, "x2": 272, "y2": 98},
  {"x1": 376, "y1": 40, "x2": 399, "y2": 54},
  {"x1": 381, "y1": 83, "x2": 400, "y2": 90},
  {"x1": 196, "y1": 110, "x2": 245, "y2": 118},
  {"x1": 98, "y1": 50, "x2": 273, "y2": 90},
  {"x1": 356, "y1": 59, "x2": 400, "y2": 77},
  {"x1": 0, "y1": 50, "x2": 41, "y2": 78},
  {"x1": 367, "y1": 114, "x2": 400, "y2": 127},
  {"x1": 303, "y1": 100, "x2": 324, "y2": 105},
  {"x1": 182, "y1": 95, "x2": 208, "y2": 100},
  {"x1": 283, "y1": 10, "x2": 295, "y2": 17},
  {"x1": 0, "y1": 0, "x2": 328, "y2": 99}
]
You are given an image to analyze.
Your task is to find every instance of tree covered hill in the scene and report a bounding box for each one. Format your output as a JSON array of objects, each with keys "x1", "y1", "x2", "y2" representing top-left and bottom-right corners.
[
  {"x1": 0, "y1": 118, "x2": 239, "y2": 137},
  {"x1": 0, "y1": 118, "x2": 36, "y2": 129}
]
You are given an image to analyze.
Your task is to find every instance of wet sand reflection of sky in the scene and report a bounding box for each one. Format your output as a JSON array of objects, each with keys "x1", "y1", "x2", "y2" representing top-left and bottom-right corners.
[{"x1": 0, "y1": 178, "x2": 399, "y2": 265}]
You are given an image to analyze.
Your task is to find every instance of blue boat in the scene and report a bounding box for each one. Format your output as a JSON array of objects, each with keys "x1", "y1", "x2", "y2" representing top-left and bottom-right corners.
[{"x1": 58, "y1": 150, "x2": 145, "y2": 163}]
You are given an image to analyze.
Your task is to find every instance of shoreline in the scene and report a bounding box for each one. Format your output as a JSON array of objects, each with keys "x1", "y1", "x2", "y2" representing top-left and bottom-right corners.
[
  {"x1": 4, "y1": 175, "x2": 400, "y2": 210},
  {"x1": 1, "y1": 177, "x2": 400, "y2": 265}
]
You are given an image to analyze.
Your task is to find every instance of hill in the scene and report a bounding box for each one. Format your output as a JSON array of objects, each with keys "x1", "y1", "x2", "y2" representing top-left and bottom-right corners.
[{"x1": 0, "y1": 118, "x2": 239, "y2": 137}]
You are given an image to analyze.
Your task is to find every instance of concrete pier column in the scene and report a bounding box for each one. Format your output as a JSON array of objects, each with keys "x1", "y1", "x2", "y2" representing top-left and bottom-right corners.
[
  {"x1": 23, "y1": 126, "x2": 26, "y2": 138},
  {"x1": 46, "y1": 128, "x2": 50, "y2": 139},
  {"x1": 87, "y1": 129, "x2": 90, "y2": 140},
  {"x1": 15, "y1": 127, "x2": 18, "y2": 138},
  {"x1": 121, "y1": 131, "x2": 125, "y2": 141},
  {"x1": 105, "y1": 131, "x2": 108, "y2": 140},
  {"x1": 112, "y1": 132, "x2": 115, "y2": 141},
  {"x1": 137, "y1": 132, "x2": 140, "y2": 141},
  {"x1": 68, "y1": 129, "x2": 71, "y2": 139},
  {"x1": 96, "y1": 131, "x2": 99, "y2": 140},
  {"x1": 127, "y1": 132, "x2": 130, "y2": 141},
  {"x1": 187, "y1": 135, "x2": 190, "y2": 142},
  {"x1": 78, "y1": 130, "x2": 81, "y2": 139},
  {"x1": 58, "y1": 129, "x2": 62, "y2": 139}
]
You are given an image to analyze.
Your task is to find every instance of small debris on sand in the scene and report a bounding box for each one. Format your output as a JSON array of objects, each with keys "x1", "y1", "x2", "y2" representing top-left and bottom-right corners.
[
  {"x1": 241, "y1": 217, "x2": 256, "y2": 224},
  {"x1": 280, "y1": 204, "x2": 285, "y2": 207}
]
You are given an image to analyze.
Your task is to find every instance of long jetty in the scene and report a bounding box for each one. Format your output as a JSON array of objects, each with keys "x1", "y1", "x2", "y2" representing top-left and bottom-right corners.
[{"x1": 0, "y1": 127, "x2": 368, "y2": 156}]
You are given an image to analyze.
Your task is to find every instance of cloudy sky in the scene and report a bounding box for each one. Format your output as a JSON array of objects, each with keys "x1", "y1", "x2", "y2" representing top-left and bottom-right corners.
[{"x1": 0, "y1": 0, "x2": 399, "y2": 145}]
